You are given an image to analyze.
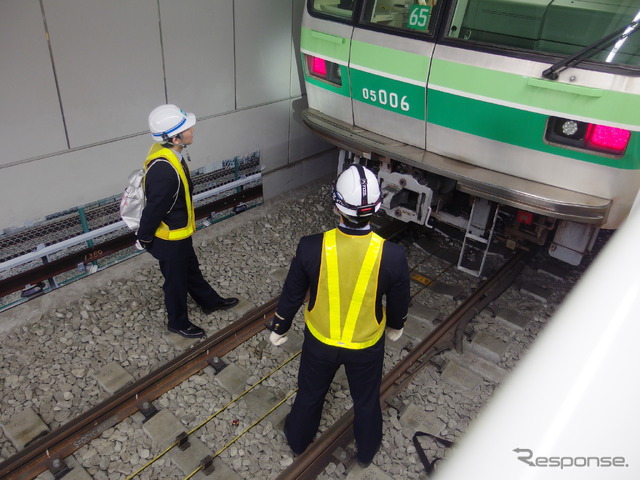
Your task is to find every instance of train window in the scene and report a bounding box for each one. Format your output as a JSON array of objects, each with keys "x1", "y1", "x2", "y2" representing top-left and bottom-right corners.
[
  {"x1": 310, "y1": 0, "x2": 356, "y2": 19},
  {"x1": 446, "y1": 0, "x2": 640, "y2": 67},
  {"x1": 361, "y1": 0, "x2": 440, "y2": 35}
]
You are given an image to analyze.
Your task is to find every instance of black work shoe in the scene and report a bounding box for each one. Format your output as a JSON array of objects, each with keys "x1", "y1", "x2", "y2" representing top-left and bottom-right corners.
[
  {"x1": 168, "y1": 324, "x2": 206, "y2": 338},
  {"x1": 202, "y1": 297, "x2": 239, "y2": 314},
  {"x1": 357, "y1": 459, "x2": 373, "y2": 468}
]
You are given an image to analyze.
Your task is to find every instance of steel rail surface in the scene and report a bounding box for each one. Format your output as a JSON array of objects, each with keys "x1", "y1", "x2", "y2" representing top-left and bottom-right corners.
[
  {"x1": 277, "y1": 250, "x2": 526, "y2": 480},
  {"x1": 0, "y1": 297, "x2": 278, "y2": 480}
]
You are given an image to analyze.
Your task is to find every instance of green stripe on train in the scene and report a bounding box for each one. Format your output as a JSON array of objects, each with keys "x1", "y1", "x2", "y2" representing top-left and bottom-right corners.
[
  {"x1": 430, "y1": 58, "x2": 640, "y2": 128},
  {"x1": 301, "y1": 27, "x2": 350, "y2": 63},
  {"x1": 350, "y1": 69, "x2": 425, "y2": 119},
  {"x1": 301, "y1": 28, "x2": 429, "y2": 83},
  {"x1": 428, "y1": 89, "x2": 640, "y2": 169},
  {"x1": 350, "y1": 40, "x2": 429, "y2": 82}
]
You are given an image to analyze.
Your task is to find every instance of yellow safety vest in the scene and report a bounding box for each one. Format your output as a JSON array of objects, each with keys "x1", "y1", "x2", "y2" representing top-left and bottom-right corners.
[
  {"x1": 144, "y1": 144, "x2": 196, "y2": 241},
  {"x1": 305, "y1": 228, "x2": 386, "y2": 349}
]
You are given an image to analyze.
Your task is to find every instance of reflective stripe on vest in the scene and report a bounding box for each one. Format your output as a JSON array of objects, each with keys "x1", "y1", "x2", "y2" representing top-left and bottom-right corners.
[
  {"x1": 144, "y1": 144, "x2": 196, "y2": 241},
  {"x1": 305, "y1": 229, "x2": 386, "y2": 350}
]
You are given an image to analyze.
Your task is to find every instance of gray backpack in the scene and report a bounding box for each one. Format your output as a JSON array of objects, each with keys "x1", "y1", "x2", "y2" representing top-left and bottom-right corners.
[{"x1": 119, "y1": 159, "x2": 179, "y2": 232}]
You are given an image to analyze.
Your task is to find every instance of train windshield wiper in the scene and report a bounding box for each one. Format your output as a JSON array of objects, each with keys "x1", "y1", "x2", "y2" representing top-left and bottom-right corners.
[{"x1": 542, "y1": 19, "x2": 640, "y2": 80}]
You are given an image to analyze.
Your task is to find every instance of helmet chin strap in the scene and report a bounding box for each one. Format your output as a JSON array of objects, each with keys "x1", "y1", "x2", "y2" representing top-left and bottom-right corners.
[
  {"x1": 165, "y1": 133, "x2": 191, "y2": 161},
  {"x1": 173, "y1": 133, "x2": 187, "y2": 148}
]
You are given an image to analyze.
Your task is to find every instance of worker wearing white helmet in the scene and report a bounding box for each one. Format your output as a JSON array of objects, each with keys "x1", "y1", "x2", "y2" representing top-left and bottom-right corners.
[
  {"x1": 269, "y1": 164, "x2": 410, "y2": 467},
  {"x1": 333, "y1": 162, "x2": 383, "y2": 219},
  {"x1": 148, "y1": 104, "x2": 196, "y2": 148},
  {"x1": 138, "y1": 104, "x2": 238, "y2": 339}
]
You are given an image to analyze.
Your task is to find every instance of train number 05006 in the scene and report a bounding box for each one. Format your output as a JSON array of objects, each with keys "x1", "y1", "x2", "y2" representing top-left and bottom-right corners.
[{"x1": 361, "y1": 88, "x2": 409, "y2": 111}]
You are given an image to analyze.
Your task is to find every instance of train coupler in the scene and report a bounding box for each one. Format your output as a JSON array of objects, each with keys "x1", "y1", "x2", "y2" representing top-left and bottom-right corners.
[{"x1": 379, "y1": 171, "x2": 433, "y2": 225}]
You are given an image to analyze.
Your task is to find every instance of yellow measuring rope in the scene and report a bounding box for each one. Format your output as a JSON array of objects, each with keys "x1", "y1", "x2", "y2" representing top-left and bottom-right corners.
[
  {"x1": 125, "y1": 442, "x2": 175, "y2": 479},
  {"x1": 125, "y1": 350, "x2": 301, "y2": 480},
  {"x1": 187, "y1": 351, "x2": 300, "y2": 436},
  {"x1": 182, "y1": 387, "x2": 299, "y2": 480}
]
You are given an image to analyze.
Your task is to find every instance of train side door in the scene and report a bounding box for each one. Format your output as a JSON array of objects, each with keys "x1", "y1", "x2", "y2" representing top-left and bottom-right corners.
[
  {"x1": 349, "y1": 1, "x2": 443, "y2": 150},
  {"x1": 300, "y1": 3, "x2": 357, "y2": 125}
]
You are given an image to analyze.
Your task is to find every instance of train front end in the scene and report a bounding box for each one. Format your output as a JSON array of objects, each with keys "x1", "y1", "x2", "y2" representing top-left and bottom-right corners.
[{"x1": 300, "y1": 0, "x2": 640, "y2": 275}]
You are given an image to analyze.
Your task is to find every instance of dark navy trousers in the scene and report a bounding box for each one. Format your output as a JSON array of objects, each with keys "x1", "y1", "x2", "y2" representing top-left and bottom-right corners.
[
  {"x1": 147, "y1": 236, "x2": 223, "y2": 330},
  {"x1": 285, "y1": 327, "x2": 384, "y2": 463}
]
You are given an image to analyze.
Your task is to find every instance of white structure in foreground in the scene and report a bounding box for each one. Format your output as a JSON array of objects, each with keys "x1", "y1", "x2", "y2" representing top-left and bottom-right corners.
[{"x1": 435, "y1": 194, "x2": 640, "y2": 480}]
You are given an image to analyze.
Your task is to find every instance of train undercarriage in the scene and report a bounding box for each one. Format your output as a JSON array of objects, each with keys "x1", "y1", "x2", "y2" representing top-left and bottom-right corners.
[{"x1": 337, "y1": 149, "x2": 600, "y2": 276}]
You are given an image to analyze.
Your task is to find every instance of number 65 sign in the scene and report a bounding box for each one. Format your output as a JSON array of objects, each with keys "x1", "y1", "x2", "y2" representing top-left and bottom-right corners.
[{"x1": 408, "y1": 5, "x2": 431, "y2": 32}]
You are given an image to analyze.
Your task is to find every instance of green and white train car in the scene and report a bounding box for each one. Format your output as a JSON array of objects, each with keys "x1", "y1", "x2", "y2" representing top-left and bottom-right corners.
[{"x1": 300, "y1": 0, "x2": 640, "y2": 274}]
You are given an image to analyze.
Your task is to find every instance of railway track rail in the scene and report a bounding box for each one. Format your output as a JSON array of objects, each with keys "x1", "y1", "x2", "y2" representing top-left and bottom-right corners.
[
  {"x1": 277, "y1": 250, "x2": 526, "y2": 479},
  {"x1": 0, "y1": 220, "x2": 410, "y2": 480},
  {"x1": 0, "y1": 223, "x2": 526, "y2": 480},
  {"x1": 0, "y1": 298, "x2": 278, "y2": 480}
]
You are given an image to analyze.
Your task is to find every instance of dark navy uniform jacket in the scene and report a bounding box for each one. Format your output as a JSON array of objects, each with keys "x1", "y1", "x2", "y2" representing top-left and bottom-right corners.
[
  {"x1": 273, "y1": 225, "x2": 410, "y2": 335},
  {"x1": 137, "y1": 157, "x2": 193, "y2": 245}
]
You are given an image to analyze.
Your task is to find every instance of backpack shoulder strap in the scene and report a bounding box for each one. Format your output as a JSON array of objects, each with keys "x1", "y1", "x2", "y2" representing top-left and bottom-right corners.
[{"x1": 145, "y1": 158, "x2": 181, "y2": 212}]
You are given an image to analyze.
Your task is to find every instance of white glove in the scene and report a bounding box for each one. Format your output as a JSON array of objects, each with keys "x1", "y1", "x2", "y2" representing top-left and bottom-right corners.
[
  {"x1": 386, "y1": 328, "x2": 403, "y2": 341},
  {"x1": 135, "y1": 240, "x2": 145, "y2": 251},
  {"x1": 270, "y1": 331, "x2": 288, "y2": 346}
]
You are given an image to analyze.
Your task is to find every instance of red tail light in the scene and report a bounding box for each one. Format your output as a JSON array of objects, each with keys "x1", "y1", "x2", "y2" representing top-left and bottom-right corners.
[
  {"x1": 310, "y1": 57, "x2": 327, "y2": 76},
  {"x1": 305, "y1": 55, "x2": 342, "y2": 86},
  {"x1": 585, "y1": 124, "x2": 631, "y2": 154},
  {"x1": 545, "y1": 117, "x2": 631, "y2": 157}
]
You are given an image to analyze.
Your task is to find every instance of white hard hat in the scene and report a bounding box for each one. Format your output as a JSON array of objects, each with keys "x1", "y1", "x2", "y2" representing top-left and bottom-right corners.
[
  {"x1": 333, "y1": 165, "x2": 382, "y2": 217},
  {"x1": 148, "y1": 104, "x2": 196, "y2": 142}
]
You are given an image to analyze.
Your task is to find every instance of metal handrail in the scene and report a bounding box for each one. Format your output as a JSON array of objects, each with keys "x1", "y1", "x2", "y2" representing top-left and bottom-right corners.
[{"x1": 0, "y1": 173, "x2": 261, "y2": 273}]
